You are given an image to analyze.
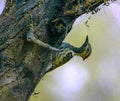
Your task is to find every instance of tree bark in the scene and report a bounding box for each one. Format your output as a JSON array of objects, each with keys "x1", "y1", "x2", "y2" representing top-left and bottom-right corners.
[{"x1": 0, "y1": 0, "x2": 115, "y2": 101}]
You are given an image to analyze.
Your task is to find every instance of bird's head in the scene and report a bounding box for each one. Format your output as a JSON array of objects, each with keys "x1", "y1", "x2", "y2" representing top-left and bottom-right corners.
[{"x1": 75, "y1": 36, "x2": 92, "y2": 60}]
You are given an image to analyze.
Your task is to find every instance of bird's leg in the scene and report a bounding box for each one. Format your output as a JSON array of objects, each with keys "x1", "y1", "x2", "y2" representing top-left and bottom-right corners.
[{"x1": 26, "y1": 30, "x2": 60, "y2": 51}]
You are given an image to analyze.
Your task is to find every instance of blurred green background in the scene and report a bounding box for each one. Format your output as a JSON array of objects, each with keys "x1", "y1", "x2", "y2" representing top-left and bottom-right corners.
[
  {"x1": 29, "y1": 1, "x2": 120, "y2": 101},
  {"x1": 1, "y1": 0, "x2": 120, "y2": 101}
]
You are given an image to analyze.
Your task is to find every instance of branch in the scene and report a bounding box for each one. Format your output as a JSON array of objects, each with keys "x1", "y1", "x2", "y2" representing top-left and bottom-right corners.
[{"x1": 47, "y1": 0, "x2": 115, "y2": 37}]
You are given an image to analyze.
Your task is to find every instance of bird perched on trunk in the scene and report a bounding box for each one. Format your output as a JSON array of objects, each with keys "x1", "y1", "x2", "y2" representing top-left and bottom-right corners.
[{"x1": 45, "y1": 35, "x2": 92, "y2": 73}]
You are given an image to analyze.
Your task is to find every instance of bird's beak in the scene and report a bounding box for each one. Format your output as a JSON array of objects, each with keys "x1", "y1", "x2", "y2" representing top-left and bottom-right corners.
[
  {"x1": 82, "y1": 43, "x2": 92, "y2": 60},
  {"x1": 76, "y1": 36, "x2": 92, "y2": 60}
]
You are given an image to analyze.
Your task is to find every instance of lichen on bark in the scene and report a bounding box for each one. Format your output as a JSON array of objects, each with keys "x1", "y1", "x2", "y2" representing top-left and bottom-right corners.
[{"x1": 0, "y1": 0, "x2": 116, "y2": 101}]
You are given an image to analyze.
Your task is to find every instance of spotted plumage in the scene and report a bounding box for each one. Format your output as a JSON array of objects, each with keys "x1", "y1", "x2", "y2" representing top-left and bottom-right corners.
[{"x1": 46, "y1": 36, "x2": 92, "y2": 73}]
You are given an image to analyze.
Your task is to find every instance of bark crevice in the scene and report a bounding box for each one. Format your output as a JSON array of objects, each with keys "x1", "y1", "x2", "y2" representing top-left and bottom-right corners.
[{"x1": 0, "y1": 0, "x2": 115, "y2": 101}]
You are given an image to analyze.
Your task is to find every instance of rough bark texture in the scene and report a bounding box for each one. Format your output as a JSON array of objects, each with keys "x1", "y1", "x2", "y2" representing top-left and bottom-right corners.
[{"x1": 0, "y1": 0, "x2": 115, "y2": 101}]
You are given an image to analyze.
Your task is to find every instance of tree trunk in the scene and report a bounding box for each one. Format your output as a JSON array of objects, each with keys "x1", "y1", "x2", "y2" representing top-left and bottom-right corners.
[{"x1": 0, "y1": 0, "x2": 115, "y2": 101}]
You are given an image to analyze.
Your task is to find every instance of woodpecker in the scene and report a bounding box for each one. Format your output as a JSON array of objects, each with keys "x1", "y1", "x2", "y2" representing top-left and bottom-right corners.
[{"x1": 46, "y1": 35, "x2": 92, "y2": 73}]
